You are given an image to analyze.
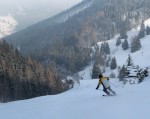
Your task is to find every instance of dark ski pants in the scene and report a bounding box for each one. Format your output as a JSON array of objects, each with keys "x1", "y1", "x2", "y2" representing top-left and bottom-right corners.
[{"x1": 103, "y1": 86, "x2": 116, "y2": 95}]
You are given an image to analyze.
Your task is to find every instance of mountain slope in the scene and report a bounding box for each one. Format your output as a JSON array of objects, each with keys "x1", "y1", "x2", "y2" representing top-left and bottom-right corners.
[
  {"x1": 103, "y1": 19, "x2": 150, "y2": 68},
  {"x1": 1, "y1": 14, "x2": 150, "y2": 119},
  {"x1": 6, "y1": 0, "x2": 150, "y2": 55},
  {"x1": 5, "y1": 0, "x2": 95, "y2": 53},
  {"x1": 5, "y1": 0, "x2": 150, "y2": 74},
  {"x1": 89, "y1": 18, "x2": 150, "y2": 80},
  {"x1": 2, "y1": 23, "x2": 150, "y2": 116},
  {"x1": 5, "y1": 0, "x2": 95, "y2": 73}
]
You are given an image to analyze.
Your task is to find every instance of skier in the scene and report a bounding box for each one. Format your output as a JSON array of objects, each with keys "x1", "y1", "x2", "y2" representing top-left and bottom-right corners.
[{"x1": 96, "y1": 74, "x2": 116, "y2": 96}]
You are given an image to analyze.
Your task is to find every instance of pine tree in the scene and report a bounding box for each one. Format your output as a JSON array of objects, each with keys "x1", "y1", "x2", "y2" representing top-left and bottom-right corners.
[
  {"x1": 105, "y1": 42, "x2": 110, "y2": 54},
  {"x1": 146, "y1": 26, "x2": 150, "y2": 35},
  {"x1": 94, "y1": 49, "x2": 105, "y2": 66},
  {"x1": 110, "y1": 57, "x2": 117, "y2": 70},
  {"x1": 122, "y1": 39, "x2": 129, "y2": 50},
  {"x1": 119, "y1": 22, "x2": 128, "y2": 40},
  {"x1": 100, "y1": 42, "x2": 110, "y2": 54},
  {"x1": 118, "y1": 65, "x2": 126, "y2": 82},
  {"x1": 106, "y1": 56, "x2": 111, "y2": 67},
  {"x1": 100, "y1": 43, "x2": 105, "y2": 54},
  {"x1": 138, "y1": 21, "x2": 145, "y2": 39},
  {"x1": 116, "y1": 37, "x2": 121, "y2": 46},
  {"x1": 92, "y1": 62, "x2": 101, "y2": 79},
  {"x1": 131, "y1": 36, "x2": 141, "y2": 53},
  {"x1": 126, "y1": 54, "x2": 133, "y2": 66}
]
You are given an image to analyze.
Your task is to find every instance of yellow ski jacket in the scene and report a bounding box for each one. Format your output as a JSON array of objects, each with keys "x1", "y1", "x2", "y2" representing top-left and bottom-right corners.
[{"x1": 96, "y1": 76, "x2": 110, "y2": 89}]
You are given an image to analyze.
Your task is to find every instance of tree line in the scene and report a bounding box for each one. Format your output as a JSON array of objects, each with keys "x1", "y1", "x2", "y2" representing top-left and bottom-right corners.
[{"x1": 0, "y1": 40, "x2": 70, "y2": 102}]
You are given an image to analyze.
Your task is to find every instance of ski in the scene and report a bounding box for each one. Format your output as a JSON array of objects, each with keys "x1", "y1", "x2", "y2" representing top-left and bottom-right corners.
[{"x1": 102, "y1": 94, "x2": 117, "y2": 96}]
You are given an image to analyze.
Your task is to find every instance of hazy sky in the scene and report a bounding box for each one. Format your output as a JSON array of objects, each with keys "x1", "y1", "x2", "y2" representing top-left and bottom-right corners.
[
  {"x1": 0, "y1": 0, "x2": 82, "y2": 30},
  {"x1": 0, "y1": 0, "x2": 82, "y2": 15}
]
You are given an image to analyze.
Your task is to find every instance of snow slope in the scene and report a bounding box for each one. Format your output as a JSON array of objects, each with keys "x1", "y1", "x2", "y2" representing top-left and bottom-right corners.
[
  {"x1": 0, "y1": 77, "x2": 150, "y2": 119},
  {"x1": 97, "y1": 18, "x2": 150, "y2": 71},
  {"x1": 107, "y1": 29, "x2": 150, "y2": 68}
]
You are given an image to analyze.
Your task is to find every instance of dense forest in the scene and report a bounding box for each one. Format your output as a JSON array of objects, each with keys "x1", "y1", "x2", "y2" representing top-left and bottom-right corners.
[{"x1": 0, "y1": 40, "x2": 74, "y2": 102}]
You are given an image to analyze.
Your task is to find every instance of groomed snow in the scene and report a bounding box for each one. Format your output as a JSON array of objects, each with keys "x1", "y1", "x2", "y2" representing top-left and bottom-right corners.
[{"x1": 0, "y1": 77, "x2": 150, "y2": 119}]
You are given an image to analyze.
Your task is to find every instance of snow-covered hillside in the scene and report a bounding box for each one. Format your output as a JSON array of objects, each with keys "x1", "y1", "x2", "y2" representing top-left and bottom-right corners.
[
  {"x1": 0, "y1": 15, "x2": 17, "y2": 38},
  {"x1": 79, "y1": 19, "x2": 150, "y2": 79},
  {"x1": 96, "y1": 18, "x2": 150, "y2": 76}
]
